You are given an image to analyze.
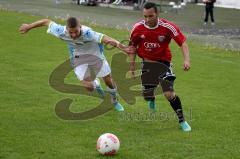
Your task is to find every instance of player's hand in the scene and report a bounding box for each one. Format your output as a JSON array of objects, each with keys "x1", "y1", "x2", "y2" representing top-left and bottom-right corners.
[
  {"x1": 129, "y1": 63, "x2": 135, "y2": 79},
  {"x1": 183, "y1": 60, "x2": 190, "y2": 71},
  {"x1": 19, "y1": 24, "x2": 30, "y2": 34},
  {"x1": 122, "y1": 46, "x2": 136, "y2": 55}
]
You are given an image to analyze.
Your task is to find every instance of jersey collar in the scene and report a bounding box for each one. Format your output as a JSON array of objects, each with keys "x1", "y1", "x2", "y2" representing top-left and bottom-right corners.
[{"x1": 143, "y1": 20, "x2": 159, "y2": 29}]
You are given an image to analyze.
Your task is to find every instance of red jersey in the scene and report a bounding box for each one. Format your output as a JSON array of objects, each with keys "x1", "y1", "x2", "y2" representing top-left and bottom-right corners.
[{"x1": 130, "y1": 18, "x2": 186, "y2": 62}]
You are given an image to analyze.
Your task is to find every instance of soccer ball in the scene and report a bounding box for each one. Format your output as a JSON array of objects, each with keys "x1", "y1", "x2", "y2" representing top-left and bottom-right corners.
[{"x1": 96, "y1": 133, "x2": 120, "y2": 155}]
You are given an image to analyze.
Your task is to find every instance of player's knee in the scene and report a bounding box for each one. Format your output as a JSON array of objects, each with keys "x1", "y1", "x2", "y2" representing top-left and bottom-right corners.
[
  {"x1": 82, "y1": 81, "x2": 94, "y2": 92},
  {"x1": 143, "y1": 87, "x2": 155, "y2": 101},
  {"x1": 85, "y1": 87, "x2": 94, "y2": 92},
  {"x1": 164, "y1": 91, "x2": 175, "y2": 101}
]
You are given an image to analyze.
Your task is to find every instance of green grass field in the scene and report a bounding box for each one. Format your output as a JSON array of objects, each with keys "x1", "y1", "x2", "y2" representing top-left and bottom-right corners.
[{"x1": 0, "y1": 10, "x2": 240, "y2": 159}]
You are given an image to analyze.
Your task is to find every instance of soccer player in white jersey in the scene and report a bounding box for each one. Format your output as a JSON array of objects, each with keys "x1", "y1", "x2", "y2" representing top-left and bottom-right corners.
[{"x1": 19, "y1": 17, "x2": 134, "y2": 112}]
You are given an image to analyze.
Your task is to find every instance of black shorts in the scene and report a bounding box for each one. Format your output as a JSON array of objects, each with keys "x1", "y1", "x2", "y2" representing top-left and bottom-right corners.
[{"x1": 141, "y1": 60, "x2": 176, "y2": 92}]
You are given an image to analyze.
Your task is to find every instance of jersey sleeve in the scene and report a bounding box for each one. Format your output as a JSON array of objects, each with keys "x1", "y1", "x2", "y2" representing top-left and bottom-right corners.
[
  {"x1": 47, "y1": 21, "x2": 65, "y2": 38},
  {"x1": 83, "y1": 28, "x2": 104, "y2": 43},
  {"x1": 129, "y1": 24, "x2": 141, "y2": 47},
  {"x1": 166, "y1": 21, "x2": 186, "y2": 46}
]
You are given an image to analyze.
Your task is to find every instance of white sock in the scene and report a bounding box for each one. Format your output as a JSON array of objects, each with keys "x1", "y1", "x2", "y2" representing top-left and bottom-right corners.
[
  {"x1": 106, "y1": 87, "x2": 117, "y2": 95},
  {"x1": 107, "y1": 87, "x2": 118, "y2": 104},
  {"x1": 92, "y1": 78, "x2": 100, "y2": 89}
]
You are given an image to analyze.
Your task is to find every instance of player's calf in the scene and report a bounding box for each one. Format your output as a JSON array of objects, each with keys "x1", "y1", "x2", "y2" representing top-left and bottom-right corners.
[{"x1": 106, "y1": 87, "x2": 124, "y2": 112}]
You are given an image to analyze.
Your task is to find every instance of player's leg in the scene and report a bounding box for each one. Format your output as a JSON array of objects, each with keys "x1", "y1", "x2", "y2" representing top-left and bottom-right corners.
[
  {"x1": 160, "y1": 65, "x2": 191, "y2": 132},
  {"x1": 142, "y1": 85, "x2": 157, "y2": 112},
  {"x1": 74, "y1": 63, "x2": 104, "y2": 97},
  {"x1": 163, "y1": 90, "x2": 185, "y2": 123},
  {"x1": 163, "y1": 90, "x2": 191, "y2": 132},
  {"x1": 81, "y1": 77, "x2": 95, "y2": 92},
  {"x1": 141, "y1": 61, "x2": 163, "y2": 112},
  {"x1": 102, "y1": 74, "x2": 124, "y2": 112},
  {"x1": 81, "y1": 78, "x2": 104, "y2": 98},
  {"x1": 97, "y1": 60, "x2": 124, "y2": 112}
]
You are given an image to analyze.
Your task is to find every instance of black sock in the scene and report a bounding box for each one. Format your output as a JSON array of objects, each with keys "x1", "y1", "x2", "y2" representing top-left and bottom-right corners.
[{"x1": 169, "y1": 96, "x2": 185, "y2": 123}]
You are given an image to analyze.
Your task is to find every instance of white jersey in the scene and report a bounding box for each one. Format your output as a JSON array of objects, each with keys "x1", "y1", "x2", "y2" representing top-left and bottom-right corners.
[{"x1": 47, "y1": 21, "x2": 105, "y2": 67}]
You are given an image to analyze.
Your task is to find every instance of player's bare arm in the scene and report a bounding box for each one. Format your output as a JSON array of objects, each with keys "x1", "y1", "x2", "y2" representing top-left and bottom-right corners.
[
  {"x1": 101, "y1": 35, "x2": 135, "y2": 54},
  {"x1": 180, "y1": 41, "x2": 190, "y2": 71},
  {"x1": 128, "y1": 49, "x2": 137, "y2": 78},
  {"x1": 19, "y1": 19, "x2": 51, "y2": 34}
]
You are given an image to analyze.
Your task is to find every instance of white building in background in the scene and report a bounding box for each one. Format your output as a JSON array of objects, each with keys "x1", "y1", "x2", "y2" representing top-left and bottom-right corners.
[{"x1": 214, "y1": 0, "x2": 240, "y2": 9}]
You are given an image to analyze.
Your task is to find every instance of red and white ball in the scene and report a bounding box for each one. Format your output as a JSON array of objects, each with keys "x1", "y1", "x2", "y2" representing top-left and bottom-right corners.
[{"x1": 96, "y1": 133, "x2": 120, "y2": 155}]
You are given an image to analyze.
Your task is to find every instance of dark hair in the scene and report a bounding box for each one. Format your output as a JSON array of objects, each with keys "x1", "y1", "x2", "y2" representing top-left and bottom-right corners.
[
  {"x1": 67, "y1": 17, "x2": 79, "y2": 28},
  {"x1": 143, "y1": 2, "x2": 158, "y2": 13}
]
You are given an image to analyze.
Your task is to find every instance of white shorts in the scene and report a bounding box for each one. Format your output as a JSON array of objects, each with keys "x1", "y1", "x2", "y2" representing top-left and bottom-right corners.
[{"x1": 74, "y1": 59, "x2": 111, "y2": 81}]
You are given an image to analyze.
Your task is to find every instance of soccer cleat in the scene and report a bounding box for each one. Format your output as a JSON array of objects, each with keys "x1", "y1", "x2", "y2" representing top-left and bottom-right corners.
[
  {"x1": 95, "y1": 78, "x2": 105, "y2": 98},
  {"x1": 114, "y1": 102, "x2": 124, "y2": 112},
  {"x1": 180, "y1": 121, "x2": 191, "y2": 132},
  {"x1": 148, "y1": 100, "x2": 156, "y2": 112}
]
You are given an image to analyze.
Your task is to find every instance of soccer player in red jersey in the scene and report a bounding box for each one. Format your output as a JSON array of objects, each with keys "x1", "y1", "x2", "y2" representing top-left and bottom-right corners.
[{"x1": 129, "y1": 2, "x2": 191, "y2": 131}]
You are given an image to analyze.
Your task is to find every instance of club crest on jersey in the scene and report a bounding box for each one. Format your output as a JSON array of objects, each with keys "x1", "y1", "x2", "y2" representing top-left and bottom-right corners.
[{"x1": 158, "y1": 36, "x2": 165, "y2": 42}]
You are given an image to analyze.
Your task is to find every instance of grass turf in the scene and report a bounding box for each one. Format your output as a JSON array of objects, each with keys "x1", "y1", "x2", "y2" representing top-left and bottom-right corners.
[{"x1": 0, "y1": 10, "x2": 240, "y2": 159}]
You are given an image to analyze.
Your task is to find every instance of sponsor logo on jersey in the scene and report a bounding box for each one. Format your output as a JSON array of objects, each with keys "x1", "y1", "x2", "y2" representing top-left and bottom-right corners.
[{"x1": 144, "y1": 42, "x2": 161, "y2": 49}]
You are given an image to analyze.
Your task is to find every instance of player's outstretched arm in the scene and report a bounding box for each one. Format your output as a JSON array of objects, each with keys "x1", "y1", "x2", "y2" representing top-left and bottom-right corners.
[
  {"x1": 180, "y1": 41, "x2": 190, "y2": 71},
  {"x1": 101, "y1": 35, "x2": 135, "y2": 54},
  {"x1": 19, "y1": 19, "x2": 51, "y2": 34}
]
